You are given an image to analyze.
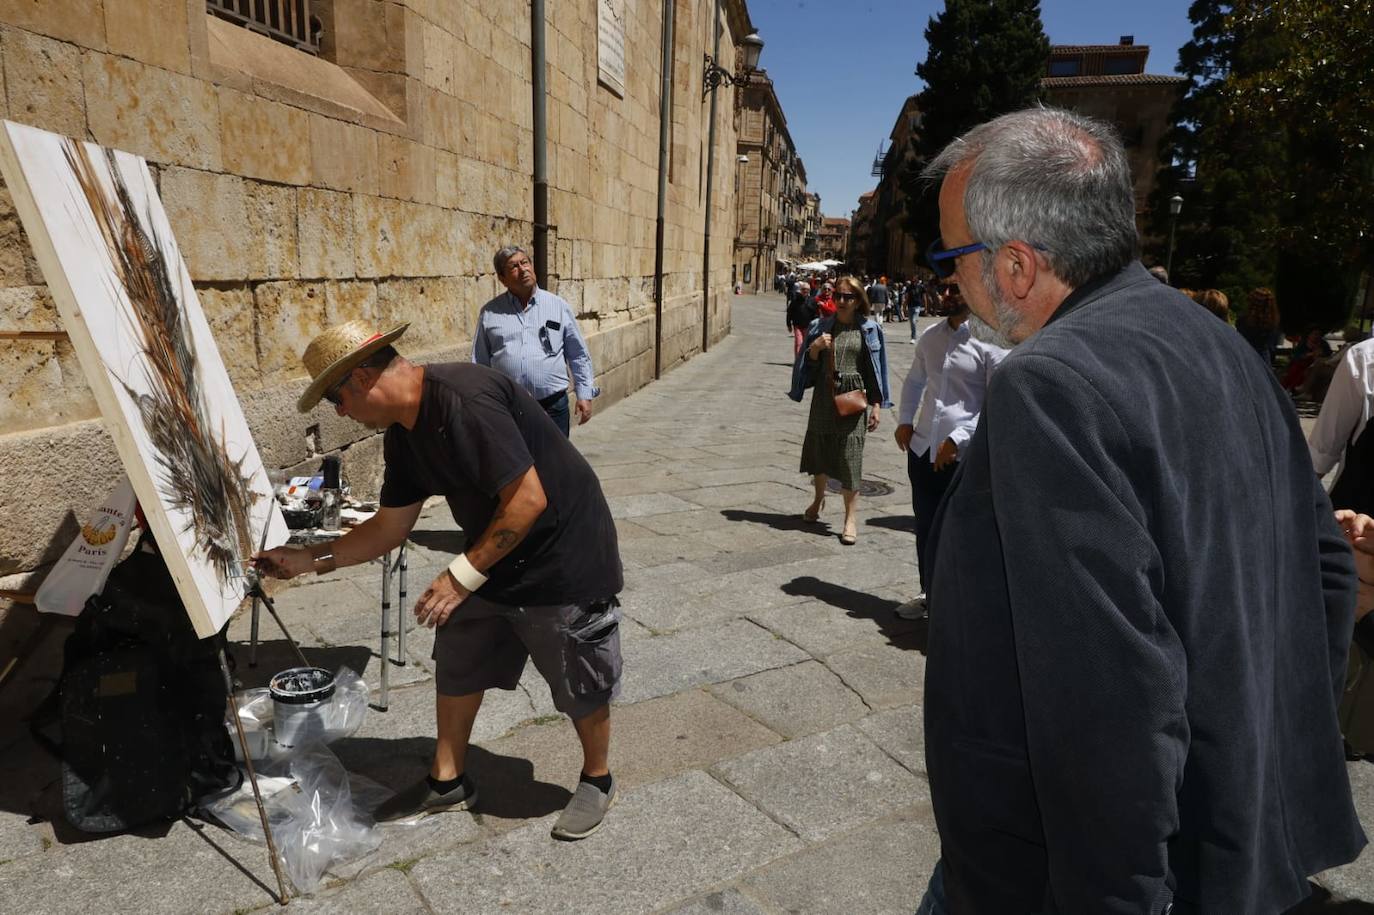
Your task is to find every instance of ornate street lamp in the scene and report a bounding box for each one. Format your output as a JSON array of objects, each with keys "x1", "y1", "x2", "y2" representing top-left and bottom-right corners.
[
  {"x1": 703, "y1": 32, "x2": 764, "y2": 97},
  {"x1": 1166, "y1": 194, "x2": 1183, "y2": 280}
]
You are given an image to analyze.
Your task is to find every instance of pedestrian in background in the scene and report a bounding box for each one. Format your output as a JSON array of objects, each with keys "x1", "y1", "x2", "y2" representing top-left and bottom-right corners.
[
  {"x1": 867, "y1": 275, "x2": 890, "y2": 322},
  {"x1": 1236, "y1": 286, "x2": 1282, "y2": 366},
  {"x1": 1197, "y1": 288, "x2": 1230, "y2": 323},
  {"x1": 893, "y1": 282, "x2": 1005, "y2": 620},
  {"x1": 785, "y1": 281, "x2": 816, "y2": 358},
  {"x1": 473, "y1": 246, "x2": 598, "y2": 436},
  {"x1": 788, "y1": 276, "x2": 891, "y2": 545},
  {"x1": 916, "y1": 105, "x2": 1363, "y2": 913},
  {"x1": 815, "y1": 281, "x2": 836, "y2": 318},
  {"x1": 1311, "y1": 336, "x2": 1374, "y2": 517}
]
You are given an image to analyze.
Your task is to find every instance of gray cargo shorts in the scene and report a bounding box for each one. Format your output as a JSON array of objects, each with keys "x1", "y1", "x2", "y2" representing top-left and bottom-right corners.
[{"x1": 432, "y1": 592, "x2": 622, "y2": 721}]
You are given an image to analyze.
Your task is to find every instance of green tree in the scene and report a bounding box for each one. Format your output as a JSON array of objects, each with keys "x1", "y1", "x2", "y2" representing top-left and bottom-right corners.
[
  {"x1": 1221, "y1": 0, "x2": 1373, "y2": 329},
  {"x1": 900, "y1": 0, "x2": 1050, "y2": 252},
  {"x1": 1147, "y1": 1, "x2": 1284, "y2": 311},
  {"x1": 1150, "y1": 0, "x2": 1372, "y2": 330}
]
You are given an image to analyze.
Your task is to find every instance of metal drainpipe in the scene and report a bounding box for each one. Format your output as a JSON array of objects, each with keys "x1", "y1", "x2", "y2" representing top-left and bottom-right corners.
[
  {"x1": 755, "y1": 151, "x2": 766, "y2": 293},
  {"x1": 701, "y1": 0, "x2": 722, "y2": 354},
  {"x1": 653, "y1": 0, "x2": 674, "y2": 378},
  {"x1": 531, "y1": 0, "x2": 549, "y2": 282}
]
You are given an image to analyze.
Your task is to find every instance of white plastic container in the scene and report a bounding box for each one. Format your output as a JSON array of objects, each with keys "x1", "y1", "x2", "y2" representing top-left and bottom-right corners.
[{"x1": 269, "y1": 667, "x2": 336, "y2": 749}]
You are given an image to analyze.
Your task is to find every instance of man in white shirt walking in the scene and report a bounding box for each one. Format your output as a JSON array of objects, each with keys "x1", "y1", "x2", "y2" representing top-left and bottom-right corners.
[
  {"x1": 1310, "y1": 336, "x2": 1374, "y2": 516},
  {"x1": 893, "y1": 282, "x2": 1006, "y2": 619}
]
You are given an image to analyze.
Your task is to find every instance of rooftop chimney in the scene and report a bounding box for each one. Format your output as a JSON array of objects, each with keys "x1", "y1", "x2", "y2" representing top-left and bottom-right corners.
[{"x1": 1120, "y1": 35, "x2": 1134, "y2": 45}]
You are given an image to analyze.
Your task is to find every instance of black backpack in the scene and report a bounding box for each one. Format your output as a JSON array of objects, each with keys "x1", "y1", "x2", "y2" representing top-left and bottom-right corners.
[{"x1": 34, "y1": 539, "x2": 240, "y2": 832}]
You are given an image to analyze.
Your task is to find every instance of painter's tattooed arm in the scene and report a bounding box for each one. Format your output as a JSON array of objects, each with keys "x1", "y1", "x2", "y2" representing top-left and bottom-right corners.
[{"x1": 459, "y1": 466, "x2": 549, "y2": 583}]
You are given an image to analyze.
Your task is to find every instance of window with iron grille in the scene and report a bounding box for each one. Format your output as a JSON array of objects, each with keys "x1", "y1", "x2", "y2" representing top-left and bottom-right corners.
[{"x1": 208, "y1": 0, "x2": 319, "y2": 54}]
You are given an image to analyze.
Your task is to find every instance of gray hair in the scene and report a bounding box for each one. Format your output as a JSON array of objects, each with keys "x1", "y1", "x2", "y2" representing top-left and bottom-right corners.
[
  {"x1": 922, "y1": 107, "x2": 1138, "y2": 288},
  {"x1": 493, "y1": 245, "x2": 529, "y2": 276}
]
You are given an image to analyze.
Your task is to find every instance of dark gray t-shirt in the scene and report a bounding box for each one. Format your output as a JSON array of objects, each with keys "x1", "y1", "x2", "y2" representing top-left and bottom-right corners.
[{"x1": 380, "y1": 362, "x2": 622, "y2": 605}]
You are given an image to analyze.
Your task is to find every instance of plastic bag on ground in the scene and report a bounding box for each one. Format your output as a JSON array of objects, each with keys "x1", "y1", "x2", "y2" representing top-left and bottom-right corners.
[{"x1": 199, "y1": 742, "x2": 381, "y2": 895}]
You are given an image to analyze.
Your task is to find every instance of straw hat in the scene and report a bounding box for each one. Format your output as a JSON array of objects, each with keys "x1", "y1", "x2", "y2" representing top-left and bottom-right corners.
[{"x1": 297, "y1": 320, "x2": 409, "y2": 412}]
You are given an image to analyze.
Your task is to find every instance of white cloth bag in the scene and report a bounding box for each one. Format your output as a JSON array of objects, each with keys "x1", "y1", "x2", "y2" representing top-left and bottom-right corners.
[{"x1": 35, "y1": 475, "x2": 138, "y2": 616}]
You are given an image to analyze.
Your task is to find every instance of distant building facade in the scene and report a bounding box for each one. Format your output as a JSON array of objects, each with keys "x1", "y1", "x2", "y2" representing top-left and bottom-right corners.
[
  {"x1": 858, "y1": 36, "x2": 1184, "y2": 276},
  {"x1": 817, "y1": 217, "x2": 850, "y2": 261},
  {"x1": 847, "y1": 191, "x2": 877, "y2": 274},
  {"x1": 801, "y1": 192, "x2": 821, "y2": 258},
  {"x1": 733, "y1": 68, "x2": 807, "y2": 290},
  {"x1": 1042, "y1": 37, "x2": 1186, "y2": 221}
]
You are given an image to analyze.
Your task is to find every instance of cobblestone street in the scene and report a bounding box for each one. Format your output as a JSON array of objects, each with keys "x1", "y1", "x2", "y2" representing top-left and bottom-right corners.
[{"x1": 2, "y1": 293, "x2": 1372, "y2": 913}]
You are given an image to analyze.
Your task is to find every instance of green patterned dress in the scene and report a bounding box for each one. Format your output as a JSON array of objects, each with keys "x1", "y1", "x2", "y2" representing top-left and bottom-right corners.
[{"x1": 799, "y1": 323, "x2": 880, "y2": 490}]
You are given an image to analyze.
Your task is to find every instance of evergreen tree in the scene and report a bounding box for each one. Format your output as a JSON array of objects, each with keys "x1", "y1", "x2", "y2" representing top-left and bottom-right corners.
[
  {"x1": 1149, "y1": 0, "x2": 1369, "y2": 329},
  {"x1": 1148, "y1": 1, "x2": 1284, "y2": 311},
  {"x1": 1221, "y1": 0, "x2": 1373, "y2": 329},
  {"x1": 900, "y1": 0, "x2": 1050, "y2": 251}
]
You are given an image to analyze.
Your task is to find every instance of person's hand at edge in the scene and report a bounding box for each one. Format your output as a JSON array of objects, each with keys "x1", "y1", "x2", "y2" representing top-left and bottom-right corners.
[{"x1": 933, "y1": 437, "x2": 958, "y2": 471}]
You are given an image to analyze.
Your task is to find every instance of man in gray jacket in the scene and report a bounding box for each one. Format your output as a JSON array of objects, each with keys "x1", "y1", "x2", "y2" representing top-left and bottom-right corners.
[{"x1": 916, "y1": 107, "x2": 1364, "y2": 913}]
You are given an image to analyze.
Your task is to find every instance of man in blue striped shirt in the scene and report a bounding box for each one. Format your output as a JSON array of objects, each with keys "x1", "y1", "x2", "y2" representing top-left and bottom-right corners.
[{"x1": 473, "y1": 246, "x2": 599, "y2": 436}]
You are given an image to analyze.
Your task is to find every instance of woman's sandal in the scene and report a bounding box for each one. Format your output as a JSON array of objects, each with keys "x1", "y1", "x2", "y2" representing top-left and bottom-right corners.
[
  {"x1": 802, "y1": 499, "x2": 825, "y2": 523},
  {"x1": 839, "y1": 523, "x2": 858, "y2": 546}
]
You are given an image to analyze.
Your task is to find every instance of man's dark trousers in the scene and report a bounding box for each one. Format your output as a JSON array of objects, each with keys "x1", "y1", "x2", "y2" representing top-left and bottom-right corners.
[
  {"x1": 540, "y1": 391, "x2": 571, "y2": 437},
  {"x1": 909, "y1": 447, "x2": 955, "y2": 593}
]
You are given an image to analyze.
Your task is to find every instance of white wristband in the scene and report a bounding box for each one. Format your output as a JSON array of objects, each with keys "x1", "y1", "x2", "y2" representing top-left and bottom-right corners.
[{"x1": 447, "y1": 553, "x2": 488, "y2": 592}]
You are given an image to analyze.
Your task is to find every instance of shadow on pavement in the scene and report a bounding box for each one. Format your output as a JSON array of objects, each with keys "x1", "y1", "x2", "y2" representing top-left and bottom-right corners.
[
  {"x1": 866, "y1": 514, "x2": 916, "y2": 534},
  {"x1": 1291, "y1": 885, "x2": 1374, "y2": 913},
  {"x1": 719, "y1": 508, "x2": 835, "y2": 536},
  {"x1": 333, "y1": 737, "x2": 572, "y2": 823},
  {"x1": 228, "y1": 640, "x2": 374, "y2": 691},
  {"x1": 181, "y1": 816, "x2": 281, "y2": 902},
  {"x1": 780, "y1": 575, "x2": 928, "y2": 654}
]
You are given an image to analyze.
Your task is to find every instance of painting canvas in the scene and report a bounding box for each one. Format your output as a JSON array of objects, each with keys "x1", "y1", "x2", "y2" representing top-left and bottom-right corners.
[{"x1": 0, "y1": 120, "x2": 288, "y2": 638}]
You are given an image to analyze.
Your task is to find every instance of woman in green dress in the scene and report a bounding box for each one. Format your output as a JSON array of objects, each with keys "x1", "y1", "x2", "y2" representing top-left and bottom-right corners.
[{"x1": 796, "y1": 275, "x2": 889, "y2": 545}]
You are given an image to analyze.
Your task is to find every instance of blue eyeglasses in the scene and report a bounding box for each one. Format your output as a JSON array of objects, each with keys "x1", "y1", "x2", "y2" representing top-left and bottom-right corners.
[{"x1": 926, "y1": 239, "x2": 988, "y2": 279}]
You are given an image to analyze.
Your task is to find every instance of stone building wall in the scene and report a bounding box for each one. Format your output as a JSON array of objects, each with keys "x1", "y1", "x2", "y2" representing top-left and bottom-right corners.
[{"x1": 0, "y1": 0, "x2": 752, "y2": 584}]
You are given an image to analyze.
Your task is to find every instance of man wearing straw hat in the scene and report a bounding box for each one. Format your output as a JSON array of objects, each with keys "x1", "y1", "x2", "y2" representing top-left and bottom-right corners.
[{"x1": 254, "y1": 320, "x2": 624, "y2": 840}]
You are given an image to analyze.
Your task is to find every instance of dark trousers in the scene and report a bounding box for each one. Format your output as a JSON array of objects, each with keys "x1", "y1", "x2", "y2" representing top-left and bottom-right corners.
[
  {"x1": 539, "y1": 391, "x2": 571, "y2": 437},
  {"x1": 909, "y1": 447, "x2": 956, "y2": 592}
]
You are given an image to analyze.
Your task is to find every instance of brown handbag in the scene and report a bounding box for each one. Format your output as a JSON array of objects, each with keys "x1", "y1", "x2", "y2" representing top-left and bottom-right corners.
[{"x1": 826, "y1": 345, "x2": 868, "y2": 417}]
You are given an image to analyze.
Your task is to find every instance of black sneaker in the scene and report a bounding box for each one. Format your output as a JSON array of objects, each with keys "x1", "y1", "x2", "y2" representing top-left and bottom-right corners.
[{"x1": 374, "y1": 775, "x2": 478, "y2": 823}]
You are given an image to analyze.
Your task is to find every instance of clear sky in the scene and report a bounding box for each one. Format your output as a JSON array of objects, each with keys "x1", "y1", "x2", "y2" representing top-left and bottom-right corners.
[{"x1": 745, "y1": 0, "x2": 1198, "y2": 218}]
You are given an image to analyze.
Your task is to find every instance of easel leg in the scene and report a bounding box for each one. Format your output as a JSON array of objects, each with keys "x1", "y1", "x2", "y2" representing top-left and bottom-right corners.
[
  {"x1": 218, "y1": 647, "x2": 290, "y2": 906},
  {"x1": 249, "y1": 593, "x2": 261, "y2": 668},
  {"x1": 378, "y1": 550, "x2": 391, "y2": 712},
  {"x1": 396, "y1": 542, "x2": 407, "y2": 667},
  {"x1": 249, "y1": 584, "x2": 310, "y2": 670}
]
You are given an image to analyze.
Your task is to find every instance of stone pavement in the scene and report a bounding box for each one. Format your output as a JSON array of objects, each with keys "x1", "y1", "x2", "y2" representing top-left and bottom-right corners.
[{"x1": 1, "y1": 293, "x2": 1372, "y2": 913}]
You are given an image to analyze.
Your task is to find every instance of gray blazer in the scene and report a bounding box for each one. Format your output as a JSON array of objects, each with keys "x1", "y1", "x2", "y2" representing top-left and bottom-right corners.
[{"x1": 924, "y1": 262, "x2": 1365, "y2": 913}]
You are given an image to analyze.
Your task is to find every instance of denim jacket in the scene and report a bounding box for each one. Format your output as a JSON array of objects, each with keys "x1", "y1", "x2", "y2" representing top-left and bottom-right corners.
[{"x1": 788, "y1": 316, "x2": 893, "y2": 407}]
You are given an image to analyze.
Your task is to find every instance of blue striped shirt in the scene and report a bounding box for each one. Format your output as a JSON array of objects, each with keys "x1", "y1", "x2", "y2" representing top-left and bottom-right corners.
[{"x1": 471, "y1": 286, "x2": 599, "y2": 401}]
